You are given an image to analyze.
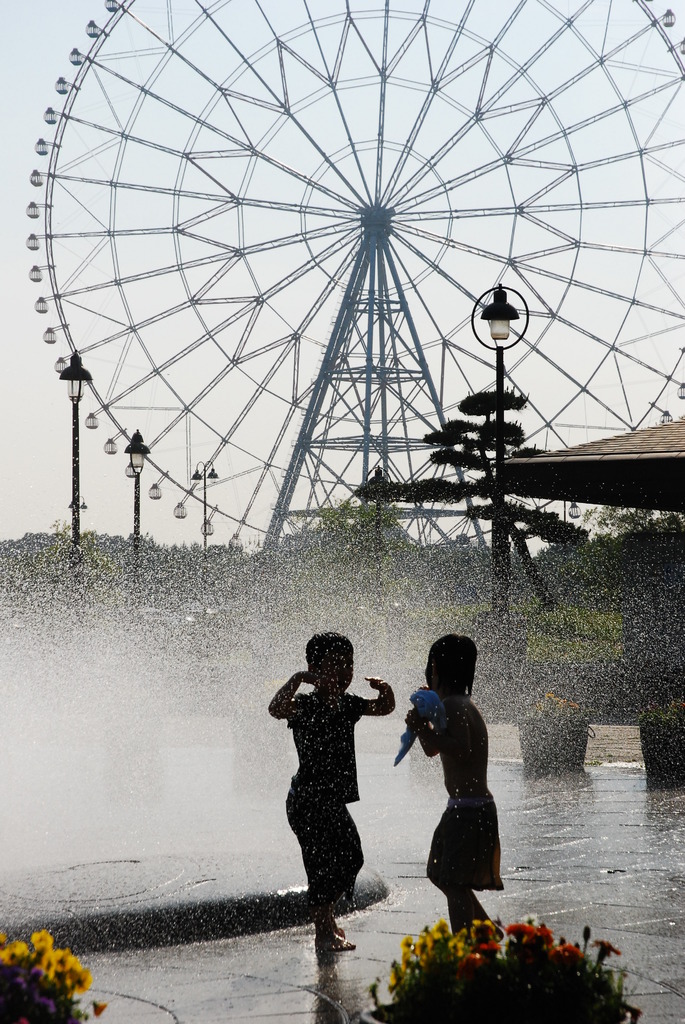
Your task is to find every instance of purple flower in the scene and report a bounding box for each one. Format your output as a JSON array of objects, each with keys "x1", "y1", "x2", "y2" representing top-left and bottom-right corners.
[{"x1": 37, "y1": 994, "x2": 57, "y2": 1013}]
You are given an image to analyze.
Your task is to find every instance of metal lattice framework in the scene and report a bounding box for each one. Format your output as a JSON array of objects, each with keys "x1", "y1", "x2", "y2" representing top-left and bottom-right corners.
[{"x1": 29, "y1": 0, "x2": 685, "y2": 545}]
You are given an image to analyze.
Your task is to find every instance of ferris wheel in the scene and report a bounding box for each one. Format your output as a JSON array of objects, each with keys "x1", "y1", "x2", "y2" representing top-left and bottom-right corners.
[{"x1": 28, "y1": 0, "x2": 685, "y2": 545}]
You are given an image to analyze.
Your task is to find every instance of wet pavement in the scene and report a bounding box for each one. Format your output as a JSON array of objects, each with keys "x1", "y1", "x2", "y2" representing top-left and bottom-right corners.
[{"x1": 2, "y1": 718, "x2": 683, "y2": 1023}]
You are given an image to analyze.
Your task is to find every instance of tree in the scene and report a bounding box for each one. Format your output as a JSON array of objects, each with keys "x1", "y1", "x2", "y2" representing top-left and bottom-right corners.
[
  {"x1": 539, "y1": 506, "x2": 685, "y2": 612},
  {"x1": 584, "y1": 505, "x2": 685, "y2": 537},
  {"x1": 357, "y1": 390, "x2": 586, "y2": 608},
  {"x1": 0, "y1": 521, "x2": 123, "y2": 606}
]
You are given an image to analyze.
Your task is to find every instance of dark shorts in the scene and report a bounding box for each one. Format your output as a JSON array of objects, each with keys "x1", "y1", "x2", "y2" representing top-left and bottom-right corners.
[
  {"x1": 427, "y1": 798, "x2": 504, "y2": 893},
  {"x1": 286, "y1": 786, "x2": 364, "y2": 907}
]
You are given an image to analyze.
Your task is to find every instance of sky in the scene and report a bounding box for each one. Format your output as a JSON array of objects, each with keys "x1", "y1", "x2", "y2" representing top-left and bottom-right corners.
[
  {"x1": 3, "y1": 1, "x2": 685, "y2": 548},
  {"x1": 2, "y1": 1, "x2": 127, "y2": 543}
]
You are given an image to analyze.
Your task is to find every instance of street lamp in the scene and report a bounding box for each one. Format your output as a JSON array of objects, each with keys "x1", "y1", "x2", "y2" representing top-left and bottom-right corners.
[
  {"x1": 191, "y1": 461, "x2": 219, "y2": 561},
  {"x1": 124, "y1": 429, "x2": 150, "y2": 557},
  {"x1": 366, "y1": 466, "x2": 385, "y2": 595},
  {"x1": 59, "y1": 351, "x2": 93, "y2": 565},
  {"x1": 471, "y1": 284, "x2": 530, "y2": 616}
]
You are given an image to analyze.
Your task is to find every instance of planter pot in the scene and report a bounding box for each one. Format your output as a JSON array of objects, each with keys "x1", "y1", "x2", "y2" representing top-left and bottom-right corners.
[
  {"x1": 639, "y1": 721, "x2": 685, "y2": 787},
  {"x1": 518, "y1": 715, "x2": 591, "y2": 776},
  {"x1": 360, "y1": 1002, "x2": 635, "y2": 1023}
]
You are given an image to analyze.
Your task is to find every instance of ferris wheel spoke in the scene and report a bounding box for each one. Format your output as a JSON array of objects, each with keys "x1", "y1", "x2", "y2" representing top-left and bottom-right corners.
[
  {"x1": 384, "y1": 238, "x2": 490, "y2": 405},
  {"x1": 181, "y1": 218, "x2": 358, "y2": 264},
  {"x1": 132, "y1": 327, "x2": 300, "y2": 454},
  {"x1": 373, "y1": 1, "x2": 391, "y2": 204},
  {"x1": 237, "y1": 228, "x2": 359, "y2": 312},
  {"x1": 382, "y1": 240, "x2": 482, "y2": 403},
  {"x1": 394, "y1": 35, "x2": 677, "y2": 214},
  {"x1": 83, "y1": 55, "x2": 360, "y2": 212},
  {"x1": 479, "y1": 0, "x2": 595, "y2": 115},
  {"x1": 510, "y1": 78, "x2": 680, "y2": 166},
  {"x1": 382, "y1": 0, "x2": 498, "y2": 206},
  {"x1": 300, "y1": 1, "x2": 377, "y2": 205},
  {"x1": 55, "y1": 171, "x2": 238, "y2": 204},
  {"x1": 511, "y1": 262, "x2": 675, "y2": 400},
  {"x1": 644, "y1": 83, "x2": 681, "y2": 149},
  {"x1": 646, "y1": 255, "x2": 685, "y2": 316},
  {"x1": 199, "y1": 6, "x2": 369, "y2": 207},
  {"x1": 388, "y1": 1, "x2": 568, "y2": 207},
  {"x1": 516, "y1": 257, "x2": 685, "y2": 337},
  {"x1": 392, "y1": 151, "x2": 512, "y2": 215},
  {"x1": 51, "y1": 130, "x2": 123, "y2": 180},
  {"x1": 175, "y1": 196, "x2": 353, "y2": 239},
  {"x1": 399, "y1": 167, "x2": 679, "y2": 225},
  {"x1": 48, "y1": 234, "x2": 113, "y2": 297},
  {"x1": 393, "y1": 223, "x2": 513, "y2": 279}
]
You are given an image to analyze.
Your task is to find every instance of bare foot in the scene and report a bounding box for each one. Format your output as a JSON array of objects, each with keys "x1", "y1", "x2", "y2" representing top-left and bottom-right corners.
[{"x1": 315, "y1": 932, "x2": 356, "y2": 952}]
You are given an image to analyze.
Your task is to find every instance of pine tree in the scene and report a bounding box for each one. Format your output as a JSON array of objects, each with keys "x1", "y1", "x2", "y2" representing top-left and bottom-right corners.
[{"x1": 359, "y1": 390, "x2": 586, "y2": 608}]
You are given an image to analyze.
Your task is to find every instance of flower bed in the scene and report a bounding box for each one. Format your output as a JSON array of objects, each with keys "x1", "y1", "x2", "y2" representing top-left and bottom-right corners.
[
  {"x1": 0, "y1": 930, "x2": 106, "y2": 1023},
  {"x1": 364, "y1": 919, "x2": 640, "y2": 1024}
]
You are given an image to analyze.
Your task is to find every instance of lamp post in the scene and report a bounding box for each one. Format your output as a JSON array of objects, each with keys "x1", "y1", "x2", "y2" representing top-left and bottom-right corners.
[
  {"x1": 59, "y1": 351, "x2": 93, "y2": 566},
  {"x1": 471, "y1": 284, "x2": 529, "y2": 616},
  {"x1": 191, "y1": 461, "x2": 219, "y2": 562},
  {"x1": 124, "y1": 429, "x2": 150, "y2": 558},
  {"x1": 366, "y1": 466, "x2": 385, "y2": 596}
]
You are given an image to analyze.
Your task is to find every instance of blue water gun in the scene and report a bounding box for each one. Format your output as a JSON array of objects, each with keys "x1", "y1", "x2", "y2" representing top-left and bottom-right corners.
[{"x1": 394, "y1": 689, "x2": 447, "y2": 766}]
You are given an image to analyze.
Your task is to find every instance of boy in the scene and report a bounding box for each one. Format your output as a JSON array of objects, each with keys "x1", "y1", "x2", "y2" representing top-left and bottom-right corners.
[
  {"x1": 406, "y1": 633, "x2": 503, "y2": 935},
  {"x1": 268, "y1": 632, "x2": 395, "y2": 951}
]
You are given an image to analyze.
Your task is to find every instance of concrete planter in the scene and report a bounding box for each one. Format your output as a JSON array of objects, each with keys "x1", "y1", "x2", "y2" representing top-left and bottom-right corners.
[
  {"x1": 518, "y1": 715, "x2": 590, "y2": 776},
  {"x1": 639, "y1": 721, "x2": 685, "y2": 787}
]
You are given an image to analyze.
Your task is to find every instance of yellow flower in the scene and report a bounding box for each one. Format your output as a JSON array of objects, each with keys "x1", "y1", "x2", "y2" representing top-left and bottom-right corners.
[
  {"x1": 54, "y1": 948, "x2": 73, "y2": 974},
  {"x1": 449, "y1": 934, "x2": 466, "y2": 959},
  {"x1": 400, "y1": 935, "x2": 414, "y2": 970},
  {"x1": 31, "y1": 930, "x2": 54, "y2": 953},
  {"x1": 33, "y1": 947, "x2": 58, "y2": 979},
  {"x1": 415, "y1": 931, "x2": 435, "y2": 967},
  {"x1": 1, "y1": 940, "x2": 30, "y2": 965},
  {"x1": 73, "y1": 967, "x2": 93, "y2": 993},
  {"x1": 431, "y1": 919, "x2": 450, "y2": 940}
]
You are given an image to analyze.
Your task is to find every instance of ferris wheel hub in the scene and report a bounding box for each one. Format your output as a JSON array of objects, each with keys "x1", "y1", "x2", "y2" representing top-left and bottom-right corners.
[{"x1": 360, "y1": 204, "x2": 395, "y2": 238}]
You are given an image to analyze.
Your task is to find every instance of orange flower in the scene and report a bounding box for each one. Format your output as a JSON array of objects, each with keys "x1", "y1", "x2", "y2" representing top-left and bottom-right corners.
[
  {"x1": 506, "y1": 923, "x2": 536, "y2": 941},
  {"x1": 93, "y1": 1001, "x2": 108, "y2": 1017},
  {"x1": 472, "y1": 919, "x2": 498, "y2": 944},
  {"x1": 535, "y1": 925, "x2": 554, "y2": 948},
  {"x1": 550, "y1": 943, "x2": 584, "y2": 966},
  {"x1": 457, "y1": 952, "x2": 486, "y2": 980},
  {"x1": 593, "y1": 940, "x2": 622, "y2": 962},
  {"x1": 475, "y1": 940, "x2": 500, "y2": 955}
]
